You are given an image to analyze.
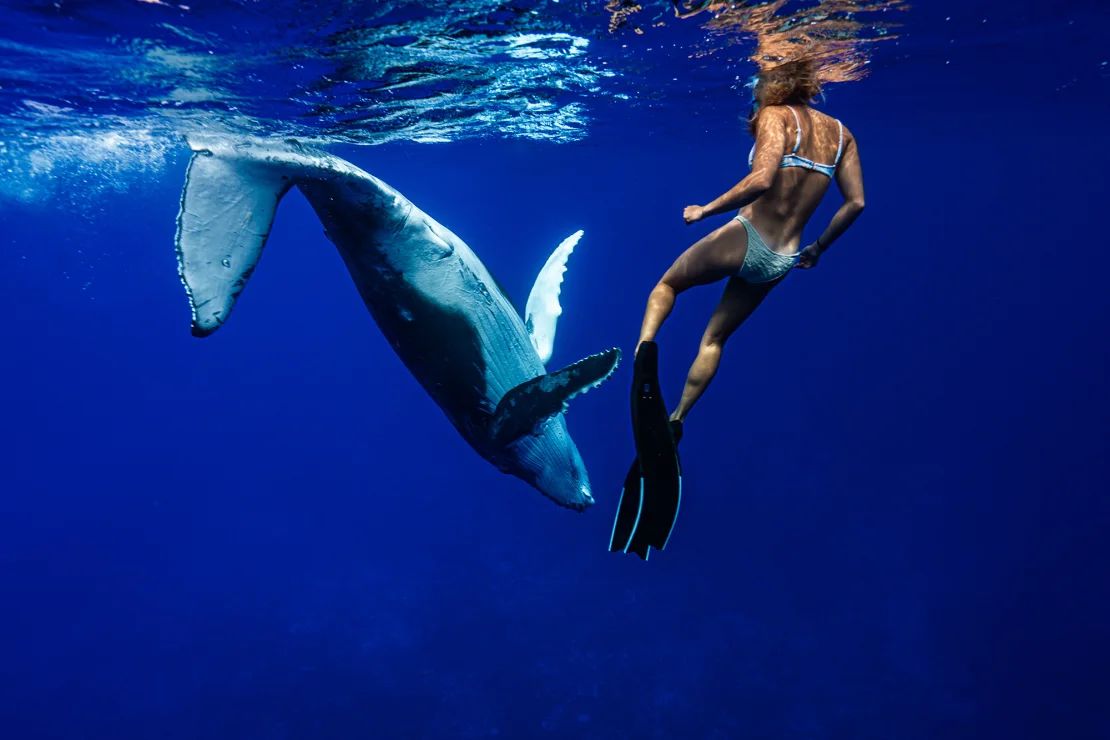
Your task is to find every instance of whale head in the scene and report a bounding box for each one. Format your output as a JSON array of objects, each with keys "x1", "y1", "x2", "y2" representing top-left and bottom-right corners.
[
  {"x1": 499, "y1": 416, "x2": 594, "y2": 510},
  {"x1": 486, "y1": 349, "x2": 622, "y2": 510}
]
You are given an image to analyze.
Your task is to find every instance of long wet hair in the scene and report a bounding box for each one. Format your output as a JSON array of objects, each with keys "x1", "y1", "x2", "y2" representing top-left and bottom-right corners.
[{"x1": 747, "y1": 59, "x2": 823, "y2": 134}]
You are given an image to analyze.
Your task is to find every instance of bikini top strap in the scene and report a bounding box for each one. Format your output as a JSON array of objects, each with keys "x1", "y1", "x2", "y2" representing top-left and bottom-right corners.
[
  {"x1": 834, "y1": 119, "x2": 845, "y2": 165},
  {"x1": 787, "y1": 106, "x2": 802, "y2": 153}
]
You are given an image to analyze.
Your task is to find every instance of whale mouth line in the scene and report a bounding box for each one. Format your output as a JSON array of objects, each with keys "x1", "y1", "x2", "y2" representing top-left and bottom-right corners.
[{"x1": 544, "y1": 491, "x2": 592, "y2": 513}]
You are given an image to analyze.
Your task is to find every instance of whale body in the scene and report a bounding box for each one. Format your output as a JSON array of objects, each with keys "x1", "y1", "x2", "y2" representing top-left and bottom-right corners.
[{"x1": 174, "y1": 138, "x2": 618, "y2": 509}]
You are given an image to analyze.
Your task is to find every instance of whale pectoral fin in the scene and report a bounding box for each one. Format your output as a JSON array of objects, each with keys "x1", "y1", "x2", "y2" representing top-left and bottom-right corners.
[
  {"x1": 524, "y1": 230, "x2": 583, "y2": 364},
  {"x1": 175, "y1": 145, "x2": 294, "y2": 337},
  {"x1": 489, "y1": 347, "x2": 621, "y2": 447}
]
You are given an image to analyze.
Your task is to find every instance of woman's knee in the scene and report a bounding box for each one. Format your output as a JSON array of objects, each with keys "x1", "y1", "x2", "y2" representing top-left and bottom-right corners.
[
  {"x1": 701, "y1": 328, "x2": 731, "y2": 352},
  {"x1": 649, "y1": 280, "x2": 678, "y2": 304},
  {"x1": 697, "y1": 338, "x2": 724, "y2": 363}
]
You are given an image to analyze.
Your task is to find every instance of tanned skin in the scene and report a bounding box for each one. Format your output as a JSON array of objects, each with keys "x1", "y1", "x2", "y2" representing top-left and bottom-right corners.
[{"x1": 636, "y1": 102, "x2": 866, "y2": 423}]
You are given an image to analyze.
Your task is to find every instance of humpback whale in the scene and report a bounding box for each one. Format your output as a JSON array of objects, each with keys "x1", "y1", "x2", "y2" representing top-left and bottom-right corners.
[{"x1": 174, "y1": 138, "x2": 619, "y2": 510}]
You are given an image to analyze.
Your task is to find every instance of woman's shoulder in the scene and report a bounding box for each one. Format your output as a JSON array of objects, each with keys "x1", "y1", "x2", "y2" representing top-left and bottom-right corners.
[
  {"x1": 753, "y1": 105, "x2": 795, "y2": 129},
  {"x1": 759, "y1": 104, "x2": 795, "y2": 117},
  {"x1": 809, "y1": 107, "x2": 855, "y2": 140}
]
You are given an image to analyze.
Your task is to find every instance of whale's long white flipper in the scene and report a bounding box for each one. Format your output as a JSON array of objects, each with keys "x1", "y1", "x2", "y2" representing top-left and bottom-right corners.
[
  {"x1": 524, "y1": 229, "x2": 583, "y2": 365},
  {"x1": 175, "y1": 143, "x2": 293, "y2": 336}
]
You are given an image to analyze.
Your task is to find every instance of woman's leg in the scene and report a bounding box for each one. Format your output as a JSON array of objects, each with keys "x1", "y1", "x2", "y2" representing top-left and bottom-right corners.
[
  {"x1": 670, "y1": 277, "x2": 777, "y2": 423},
  {"x1": 637, "y1": 219, "x2": 749, "y2": 347}
]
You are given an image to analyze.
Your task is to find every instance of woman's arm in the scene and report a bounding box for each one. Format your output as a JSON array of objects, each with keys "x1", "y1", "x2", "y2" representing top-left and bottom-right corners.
[
  {"x1": 684, "y1": 109, "x2": 787, "y2": 223},
  {"x1": 798, "y1": 133, "x2": 865, "y2": 268}
]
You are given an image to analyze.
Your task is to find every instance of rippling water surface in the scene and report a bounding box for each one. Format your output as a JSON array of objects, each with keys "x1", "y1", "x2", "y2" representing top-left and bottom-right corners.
[{"x1": 2, "y1": 0, "x2": 1104, "y2": 185}]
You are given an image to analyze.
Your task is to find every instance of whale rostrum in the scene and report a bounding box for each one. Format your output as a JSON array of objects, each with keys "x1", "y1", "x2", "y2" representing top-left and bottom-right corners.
[{"x1": 174, "y1": 137, "x2": 619, "y2": 509}]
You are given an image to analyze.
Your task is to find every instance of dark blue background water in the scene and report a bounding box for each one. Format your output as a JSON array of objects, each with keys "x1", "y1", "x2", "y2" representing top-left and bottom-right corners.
[{"x1": 2, "y1": 2, "x2": 1109, "y2": 738}]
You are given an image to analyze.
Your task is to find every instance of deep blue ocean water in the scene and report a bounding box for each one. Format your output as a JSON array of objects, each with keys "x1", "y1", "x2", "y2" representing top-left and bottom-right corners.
[{"x1": 2, "y1": 1, "x2": 1109, "y2": 738}]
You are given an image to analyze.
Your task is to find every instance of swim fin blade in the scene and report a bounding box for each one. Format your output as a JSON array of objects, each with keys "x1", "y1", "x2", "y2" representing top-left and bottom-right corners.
[
  {"x1": 609, "y1": 341, "x2": 682, "y2": 560},
  {"x1": 609, "y1": 458, "x2": 643, "y2": 554}
]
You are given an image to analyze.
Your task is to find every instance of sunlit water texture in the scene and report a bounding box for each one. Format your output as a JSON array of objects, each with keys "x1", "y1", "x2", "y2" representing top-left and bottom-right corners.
[{"x1": 5, "y1": 0, "x2": 1105, "y2": 205}]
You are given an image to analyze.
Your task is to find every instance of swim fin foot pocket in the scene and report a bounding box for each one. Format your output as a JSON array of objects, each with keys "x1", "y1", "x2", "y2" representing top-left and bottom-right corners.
[{"x1": 609, "y1": 341, "x2": 682, "y2": 560}]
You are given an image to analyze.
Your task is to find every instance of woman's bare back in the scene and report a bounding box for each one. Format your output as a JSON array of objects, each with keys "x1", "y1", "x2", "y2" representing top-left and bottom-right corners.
[{"x1": 742, "y1": 105, "x2": 859, "y2": 253}]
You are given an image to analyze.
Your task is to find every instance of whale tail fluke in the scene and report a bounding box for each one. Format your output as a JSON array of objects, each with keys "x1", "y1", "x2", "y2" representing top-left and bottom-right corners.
[
  {"x1": 489, "y1": 347, "x2": 621, "y2": 447},
  {"x1": 175, "y1": 138, "x2": 413, "y2": 337},
  {"x1": 175, "y1": 141, "x2": 296, "y2": 337}
]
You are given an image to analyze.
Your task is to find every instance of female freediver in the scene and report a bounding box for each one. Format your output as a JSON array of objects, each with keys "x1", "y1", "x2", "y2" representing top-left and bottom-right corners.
[{"x1": 637, "y1": 59, "x2": 866, "y2": 432}]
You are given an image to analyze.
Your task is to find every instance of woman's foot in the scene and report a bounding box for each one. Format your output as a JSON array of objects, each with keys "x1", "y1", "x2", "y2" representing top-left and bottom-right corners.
[{"x1": 668, "y1": 418, "x2": 684, "y2": 444}]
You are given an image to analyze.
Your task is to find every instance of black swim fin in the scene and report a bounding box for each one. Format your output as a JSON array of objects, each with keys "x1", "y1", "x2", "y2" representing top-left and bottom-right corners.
[
  {"x1": 610, "y1": 458, "x2": 643, "y2": 554},
  {"x1": 609, "y1": 341, "x2": 682, "y2": 560}
]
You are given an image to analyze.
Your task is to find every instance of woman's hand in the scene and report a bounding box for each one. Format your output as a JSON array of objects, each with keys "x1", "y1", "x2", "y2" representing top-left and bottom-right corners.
[
  {"x1": 796, "y1": 242, "x2": 823, "y2": 270},
  {"x1": 683, "y1": 205, "x2": 706, "y2": 224}
]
